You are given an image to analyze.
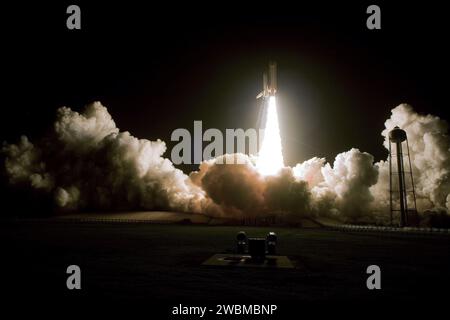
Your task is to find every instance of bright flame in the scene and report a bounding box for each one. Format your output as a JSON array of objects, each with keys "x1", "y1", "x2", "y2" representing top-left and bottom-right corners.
[{"x1": 256, "y1": 96, "x2": 284, "y2": 175}]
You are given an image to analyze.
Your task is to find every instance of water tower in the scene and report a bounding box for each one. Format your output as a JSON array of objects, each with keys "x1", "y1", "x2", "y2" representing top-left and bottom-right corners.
[{"x1": 388, "y1": 126, "x2": 418, "y2": 227}]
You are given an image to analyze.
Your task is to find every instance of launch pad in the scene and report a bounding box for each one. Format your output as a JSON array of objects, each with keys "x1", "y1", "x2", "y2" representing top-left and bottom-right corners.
[{"x1": 202, "y1": 254, "x2": 294, "y2": 269}]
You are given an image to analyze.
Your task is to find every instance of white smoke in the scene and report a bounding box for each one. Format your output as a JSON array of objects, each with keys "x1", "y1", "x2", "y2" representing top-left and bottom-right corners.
[
  {"x1": 2, "y1": 102, "x2": 211, "y2": 213},
  {"x1": 371, "y1": 104, "x2": 450, "y2": 214},
  {"x1": 2, "y1": 101, "x2": 449, "y2": 224},
  {"x1": 291, "y1": 149, "x2": 379, "y2": 222}
]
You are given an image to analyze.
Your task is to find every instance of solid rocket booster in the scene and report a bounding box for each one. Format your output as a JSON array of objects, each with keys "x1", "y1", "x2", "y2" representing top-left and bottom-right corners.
[{"x1": 256, "y1": 62, "x2": 277, "y2": 99}]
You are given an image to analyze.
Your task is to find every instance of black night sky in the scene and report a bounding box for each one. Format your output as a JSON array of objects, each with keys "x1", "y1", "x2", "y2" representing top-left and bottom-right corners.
[{"x1": 2, "y1": 2, "x2": 449, "y2": 172}]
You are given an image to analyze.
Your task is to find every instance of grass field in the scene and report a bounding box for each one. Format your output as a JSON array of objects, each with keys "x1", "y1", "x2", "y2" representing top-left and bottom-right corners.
[{"x1": 2, "y1": 220, "x2": 449, "y2": 309}]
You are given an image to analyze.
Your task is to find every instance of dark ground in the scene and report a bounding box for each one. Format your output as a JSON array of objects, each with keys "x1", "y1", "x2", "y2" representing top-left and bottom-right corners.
[{"x1": 1, "y1": 221, "x2": 449, "y2": 315}]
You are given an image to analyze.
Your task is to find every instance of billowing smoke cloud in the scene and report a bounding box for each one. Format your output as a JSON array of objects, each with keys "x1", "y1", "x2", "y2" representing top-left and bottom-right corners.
[
  {"x1": 371, "y1": 104, "x2": 450, "y2": 214},
  {"x1": 292, "y1": 149, "x2": 379, "y2": 222},
  {"x1": 2, "y1": 101, "x2": 449, "y2": 224},
  {"x1": 190, "y1": 154, "x2": 312, "y2": 220},
  {"x1": 2, "y1": 102, "x2": 211, "y2": 213}
]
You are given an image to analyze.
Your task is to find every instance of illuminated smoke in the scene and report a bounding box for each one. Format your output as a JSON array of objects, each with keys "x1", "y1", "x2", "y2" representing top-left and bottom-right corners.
[
  {"x1": 371, "y1": 104, "x2": 450, "y2": 214},
  {"x1": 1, "y1": 101, "x2": 449, "y2": 224},
  {"x1": 1, "y1": 102, "x2": 210, "y2": 213},
  {"x1": 256, "y1": 96, "x2": 285, "y2": 175}
]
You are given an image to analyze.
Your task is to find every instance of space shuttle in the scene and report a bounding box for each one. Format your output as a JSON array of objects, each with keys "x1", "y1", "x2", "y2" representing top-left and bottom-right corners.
[{"x1": 256, "y1": 62, "x2": 277, "y2": 99}]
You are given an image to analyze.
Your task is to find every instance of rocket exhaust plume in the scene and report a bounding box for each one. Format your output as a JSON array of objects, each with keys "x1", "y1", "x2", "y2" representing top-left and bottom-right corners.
[
  {"x1": 0, "y1": 62, "x2": 449, "y2": 225},
  {"x1": 256, "y1": 96, "x2": 285, "y2": 176},
  {"x1": 1, "y1": 101, "x2": 449, "y2": 224},
  {"x1": 255, "y1": 62, "x2": 285, "y2": 176}
]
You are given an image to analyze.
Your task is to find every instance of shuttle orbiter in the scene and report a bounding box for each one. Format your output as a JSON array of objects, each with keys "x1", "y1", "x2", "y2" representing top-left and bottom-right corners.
[{"x1": 256, "y1": 62, "x2": 277, "y2": 99}]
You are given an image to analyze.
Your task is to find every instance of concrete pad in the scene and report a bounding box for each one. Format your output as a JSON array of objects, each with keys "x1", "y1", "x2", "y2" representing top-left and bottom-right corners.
[{"x1": 202, "y1": 253, "x2": 294, "y2": 268}]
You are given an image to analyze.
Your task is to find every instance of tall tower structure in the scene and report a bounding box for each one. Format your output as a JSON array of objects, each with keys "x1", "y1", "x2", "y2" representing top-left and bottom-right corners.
[{"x1": 388, "y1": 126, "x2": 418, "y2": 227}]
